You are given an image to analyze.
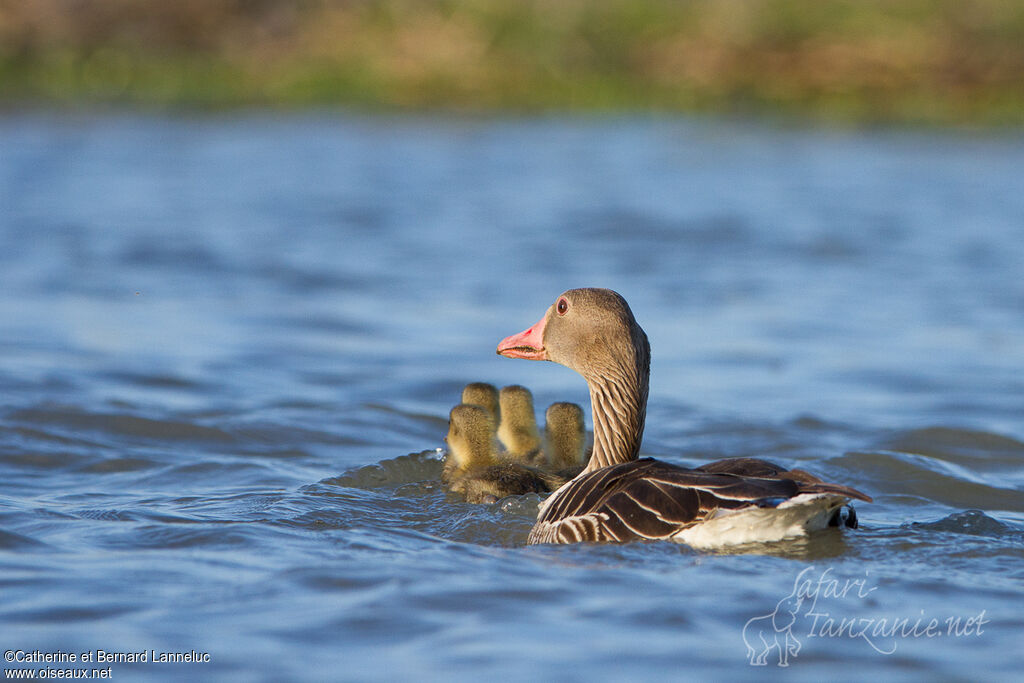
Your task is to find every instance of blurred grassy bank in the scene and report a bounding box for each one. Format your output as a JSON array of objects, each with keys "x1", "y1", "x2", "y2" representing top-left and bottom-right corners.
[{"x1": 2, "y1": 0, "x2": 1023, "y2": 125}]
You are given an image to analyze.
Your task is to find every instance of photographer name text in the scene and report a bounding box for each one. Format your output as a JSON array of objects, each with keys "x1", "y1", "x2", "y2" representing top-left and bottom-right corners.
[{"x1": 5, "y1": 650, "x2": 210, "y2": 665}]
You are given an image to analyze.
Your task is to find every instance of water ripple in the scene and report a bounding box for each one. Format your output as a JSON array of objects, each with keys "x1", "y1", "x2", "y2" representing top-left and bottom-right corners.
[
  {"x1": 908, "y1": 509, "x2": 1024, "y2": 540},
  {"x1": 9, "y1": 405, "x2": 236, "y2": 444},
  {"x1": 0, "y1": 527, "x2": 47, "y2": 549},
  {"x1": 835, "y1": 450, "x2": 1024, "y2": 514}
]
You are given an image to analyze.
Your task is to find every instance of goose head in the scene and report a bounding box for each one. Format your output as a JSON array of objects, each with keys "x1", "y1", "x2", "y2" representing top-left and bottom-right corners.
[
  {"x1": 497, "y1": 288, "x2": 650, "y2": 471},
  {"x1": 495, "y1": 288, "x2": 648, "y2": 383}
]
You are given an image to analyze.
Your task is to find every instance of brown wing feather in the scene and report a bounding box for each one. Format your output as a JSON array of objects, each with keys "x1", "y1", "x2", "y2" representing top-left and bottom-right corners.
[
  {"x1": 694, "y1": 457, "x2": 787, "y2": 477},
  {"x1": 528, "y1": 458, "x2": 871, "y2": 544},
  {"x1": 696, "y1": 457, "x2": 871, "y2": 502}
]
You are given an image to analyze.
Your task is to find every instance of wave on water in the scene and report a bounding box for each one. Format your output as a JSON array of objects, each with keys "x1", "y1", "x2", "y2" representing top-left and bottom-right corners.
[
  {"x1": 322, "y1": 449, "x2": 445, "y2": 489},
  {"x1": 303, "y1": 450, "x2": 542, "y2": 547},
  {"x1": 885, "y1": 426, "x2": 1024, "y2": 471},
  {"x1": 9, "y1": 405, "x2": 237, "y2": 444},
  {"x1": 907, "y1": 509, "x2": 1024, "y2": 540},
  {"x1": 830, "y1": 424, "x2": 1024, "y2": 520}
]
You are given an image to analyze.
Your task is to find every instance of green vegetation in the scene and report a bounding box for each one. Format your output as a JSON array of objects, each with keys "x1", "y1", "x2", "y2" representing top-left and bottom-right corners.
[{"x1": 2, "y1": 0, "x2": 1023, "y2": 125}]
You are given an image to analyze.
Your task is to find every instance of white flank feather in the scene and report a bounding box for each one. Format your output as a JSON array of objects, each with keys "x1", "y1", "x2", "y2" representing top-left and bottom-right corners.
[{"x1": 671, "y1": 493, "x2": 848, "y2": 549}]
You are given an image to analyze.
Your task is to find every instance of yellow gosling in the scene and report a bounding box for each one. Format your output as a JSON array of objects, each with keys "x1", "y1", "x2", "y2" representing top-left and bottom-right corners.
[
  {"x1": 496, "y1": 384, "x2": 541, "y2": 462},
  {"x1": 443, "y1": 403, "x2": 559, "y2": 504},
  {"x1": 460, "y1": 382, "x2": 500, "y2": 423},
  {"x1": 544, "y1": 402, "x2": 587, "y2": 474}
]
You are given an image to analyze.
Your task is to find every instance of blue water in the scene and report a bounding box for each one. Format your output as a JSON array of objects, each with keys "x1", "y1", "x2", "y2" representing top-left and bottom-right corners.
[{"x1": 1, "y1": 113, "x2": 1023, "y2": 681}]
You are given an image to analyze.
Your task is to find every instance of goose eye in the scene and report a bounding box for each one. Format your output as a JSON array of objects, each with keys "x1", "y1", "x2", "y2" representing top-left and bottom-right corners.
[{"x1": 556, "y1": 298, "x2": 568, "y2": 315}]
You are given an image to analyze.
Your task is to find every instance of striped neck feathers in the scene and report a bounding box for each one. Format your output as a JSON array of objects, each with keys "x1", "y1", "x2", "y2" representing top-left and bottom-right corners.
[{"x1": 582, "y1": 333, "x2": 650, "y2": 472}]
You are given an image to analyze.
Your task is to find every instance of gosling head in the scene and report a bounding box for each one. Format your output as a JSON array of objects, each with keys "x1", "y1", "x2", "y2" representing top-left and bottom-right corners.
[
  {"x1": 496, "y1": 384, "x2": 541, "y2": 459},
  {"x1": 444, "y1": 404, "x2": 499, "y2": 477},
  {"x1": 544, "y1": 402, "x2": 586, "y2": 469},
  {"x1": 460, "y1": 382, "x2": 499, "y2": 423}
]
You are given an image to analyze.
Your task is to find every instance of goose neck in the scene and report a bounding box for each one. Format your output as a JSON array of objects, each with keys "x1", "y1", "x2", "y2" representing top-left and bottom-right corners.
[{"x1": 583, "y1": 358, "x2": 648, "y2": 472}]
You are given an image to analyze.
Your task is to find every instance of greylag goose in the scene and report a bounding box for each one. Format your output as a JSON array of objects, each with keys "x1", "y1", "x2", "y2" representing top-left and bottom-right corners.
[
  {"x1": 496, "y1": 288, "x2": 871, "y2": 547},
  {"x1": 496, "y1": 384, "x2": 542, "y2": 462},
  {"x1": 543, "y1": 402, "x2": 587, "y2": 475},
  {"x1": 442, "y1": 404, "x2": 561, "y2": 504}
]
